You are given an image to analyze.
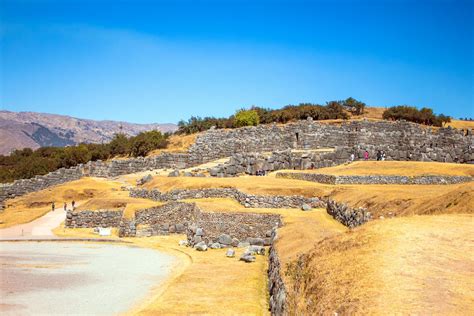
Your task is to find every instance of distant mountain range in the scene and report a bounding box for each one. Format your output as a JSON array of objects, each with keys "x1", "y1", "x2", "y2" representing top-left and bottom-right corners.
[{"x1": 0, "y1": 111, "x2": 177, "y2": 155}]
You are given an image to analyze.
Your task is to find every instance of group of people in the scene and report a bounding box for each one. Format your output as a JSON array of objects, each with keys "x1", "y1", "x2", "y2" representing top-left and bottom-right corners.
[
  {"x1": 349, "y1": 150, "x2": 386, "y2": 162},
  {"x1": 255, "y1": 169, "x2": 267, "y2": 176},
  {"x1": 51, "y1": 200, "x2": 75, "y2": 212},
  {"x1": 376, "y1": 150, "x2": 386, "y2": 161}
]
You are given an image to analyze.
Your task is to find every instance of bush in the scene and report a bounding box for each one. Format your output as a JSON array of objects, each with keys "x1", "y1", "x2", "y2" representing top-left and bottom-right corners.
[
  {"x1": 130, "y1": 130, "x2": 168, "y2": 157},
  {"x1": 233, "y1": 109, "x2": 260, "y2": 127},
  {"x1": 383, "y1": 105, "x2": 450, "y2": 127}
]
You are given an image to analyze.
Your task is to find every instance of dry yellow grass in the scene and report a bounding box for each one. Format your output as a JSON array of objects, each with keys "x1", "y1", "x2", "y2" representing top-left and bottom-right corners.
[
  {"x1": 145, "y1": 174, "x2": 474, "y2": 218},
  {"x1": 0, "y1": 177, "x2": 124, "y2": 228},
  {"x1": 148, "y1": 132, "x2": 199, "y2": 155},
  {"x1": 447, "y1": 119, "x2": 474, "y2": 130},
  {"x1": 286, "y1": 160, "x2": 474, "y2": 177},
  {"x1": 285, "y1": 214, "x2": 474, "y2": 315}
]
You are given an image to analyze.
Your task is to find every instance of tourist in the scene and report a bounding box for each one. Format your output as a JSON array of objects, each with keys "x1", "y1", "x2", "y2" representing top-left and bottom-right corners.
[
  {"x1": 350, "y1": 153, "x2": 355, "y2": 162},
  {"x1": 72, "y1": 200, "x2": 76, "y2": 210},
  {"x1": 381, "y1": 151, "x2": 386, "y2": 161},
  {"x1": 64, "y1": 202, "x2": 67, "y2": 211},
  {"x1": 376, "y1": 150, "x2": 381, "y2": 161},
  {"x1": 364, "y1": 150, "x2": 369, "y2": 160},
  {"x1": 51, "y1": 202, "x2": 55, "y2": 212}
]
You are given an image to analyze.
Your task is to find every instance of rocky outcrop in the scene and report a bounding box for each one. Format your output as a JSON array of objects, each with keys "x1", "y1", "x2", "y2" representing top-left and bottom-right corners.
[
  {"x1": 277, "y1": 172, "x2": 473, "y2": 185},
  {"x1": 129, "y1": 187, "x2": 325, "y2": 209}
]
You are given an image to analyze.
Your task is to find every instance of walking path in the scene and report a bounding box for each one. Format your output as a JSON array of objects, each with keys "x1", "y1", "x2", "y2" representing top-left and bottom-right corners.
[{"x1": 0, "y1": 209, "x2": 66, "y2": 239}]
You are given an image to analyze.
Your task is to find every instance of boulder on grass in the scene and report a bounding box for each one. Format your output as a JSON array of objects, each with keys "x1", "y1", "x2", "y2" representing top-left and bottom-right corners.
[
  {"x1": 240, "y1": 253, "x2": 256, "y2": 263},
  {"x1": 194, "y1": 241, "x2": 208, "y2": 251},
  {"x1": 226, "y1": 249, "x2": 235, "y2": 258},
  {"x1": 301, "y1": 204, "x2": 311, "y2": 211},
  {"x1": 210, "y1": 242, "x2": 221, "y2": 249},
  {"x1": 217, "y1": 234, "x2": 232, "y2": 245}
]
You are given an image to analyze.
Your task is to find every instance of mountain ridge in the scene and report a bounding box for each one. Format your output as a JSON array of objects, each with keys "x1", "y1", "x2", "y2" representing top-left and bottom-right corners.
[{"x1": 0, "y1": 110, "x2": 177, "y2": 155}]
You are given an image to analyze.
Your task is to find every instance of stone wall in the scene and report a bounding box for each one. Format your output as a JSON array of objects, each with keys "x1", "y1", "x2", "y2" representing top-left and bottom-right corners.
[
  {"x1": 129, "y1": 187, "x2": 325, "y2": 209},
  {"x1": 208, "y1": 149, "x2": 346, "y2": 177},
  {"x1": 188, "y1": 212, "x2": 281, "y2": 247},
  {"x1": 268, "y1": 243, "x2": 287, "y2": 316},
  {"x1": 65, "y1": 209, "x2": 124, "y2": 228},
  {"x1": 326, "y1": 199, "x2": 371, "y2": 228},
  {"x1": 189, "y1": 119, "x2": 474, "y2": 165},
  {"x1": 277, "y1": 172, "x2": 473, "y2": 185},
  {"x1": 133, "y1": 202, "x2": 200, "y2": 236}
]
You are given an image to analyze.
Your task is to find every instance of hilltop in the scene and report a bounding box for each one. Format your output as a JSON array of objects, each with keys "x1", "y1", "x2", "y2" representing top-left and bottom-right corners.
[{"x1": 0, "y1": 110, "x2": 177, "y2": 155}]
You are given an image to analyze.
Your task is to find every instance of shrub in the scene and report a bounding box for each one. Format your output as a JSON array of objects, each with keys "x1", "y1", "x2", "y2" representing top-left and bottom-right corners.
[
  {"x1": 233, "y1": 109, "x2": 260, "y2": 127},
  {"x1": 383, "y1": 105, "x2": 450, "y2": 127}
]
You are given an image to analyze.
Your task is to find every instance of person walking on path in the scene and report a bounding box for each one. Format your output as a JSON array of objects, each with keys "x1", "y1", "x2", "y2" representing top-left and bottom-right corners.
[
  {"x1": 350, "y1": 153, "x2": 355, "y2": 162},
  {"x1": 64, "y1": 202, "x2": 67, "y2": 211},
  {"x1": 72, "y1": 200, "x2": 76, "y2": 210},
  {"x1": 364, "y1": 150, "x2": 369, "y2": 161},
  {"x1": 51, "y1": 202, "x2": 55, "y2": 212}
]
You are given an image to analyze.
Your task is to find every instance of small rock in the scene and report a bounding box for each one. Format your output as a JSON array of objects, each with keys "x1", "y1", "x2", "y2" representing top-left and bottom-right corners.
[
  {"x1": 175, "y1": 223, "x2": 185, "y2": 232},
  {"x1": 193, "y1": 235, "x2": 202, "y2": 244},
  {"x1": 248, "y1": 245, "x2": 265, "y2": 255},
  {"x1": 237, "y1": 242, "x2": 250, "y2": 248},
  {"x1": 210, "y1": 242, "x2": 221, "y2": 249},
  {"x1": 195, "y1": 228, "x2": 204, "y2": 236},
  {"x1": 178, "y1": 240, "x2": 188, "y2": 247},
  {"x1": 247, "y1": 237, "x2": 264, "y2": 246},
  {"x1": 194, "y1": 241, "x2": 208, "y2": 251},
  {"x1": 218, "y1": 234, "x2": 232, "y2": 245},
  {"x1": 301, "y1": 204, "x2": 311, "y2": 211},
  {"x1": 231, "y1": 238, "x2": 240, "y2": 247},
  {"x1": 240, "y1": 254, "x2": 256, "y2": 263},
  {"x1": 226, "y1": 249, "x2": 235, "y2": 258},
  {"x1": 168, "y1": 170, "x2": 180, "y2": 177}
]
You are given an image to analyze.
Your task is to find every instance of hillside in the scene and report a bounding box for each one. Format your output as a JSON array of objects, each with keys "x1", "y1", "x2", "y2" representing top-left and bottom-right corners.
[{"x1": 0, "y1": 111, "x2": 177, "y2": 155}]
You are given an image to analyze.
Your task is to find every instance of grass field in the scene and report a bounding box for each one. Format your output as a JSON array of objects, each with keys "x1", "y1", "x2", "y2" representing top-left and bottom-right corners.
[{"x1": 285, "y1": 214, "x2": 474, "y2": 315}]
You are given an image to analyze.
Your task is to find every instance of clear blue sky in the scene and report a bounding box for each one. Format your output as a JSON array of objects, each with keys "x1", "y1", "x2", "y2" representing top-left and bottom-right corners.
[{"x1": 1, "y1": 0, "x2": 473, "y2": 123}]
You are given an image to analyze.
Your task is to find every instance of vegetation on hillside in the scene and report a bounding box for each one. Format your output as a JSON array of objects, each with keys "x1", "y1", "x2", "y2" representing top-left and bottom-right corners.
[
  {"x1": 0, "y1": 131, "x2": 168, "y2": 183},
  {"x1": 383, "y1": 105, "x2": 451, "y2": 126},
  {"x1": 177, "y1": 98, "x2": 357, "y2": 134}
]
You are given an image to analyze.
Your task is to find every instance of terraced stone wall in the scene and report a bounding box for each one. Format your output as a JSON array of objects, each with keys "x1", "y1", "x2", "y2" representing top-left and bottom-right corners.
[
  {"x1": 277, "y1": 172, "x2": 473, "y2": 185},
  {"x1": 189, "y1": 119, "x2": 474, "y2": 165},
  {"x1": 129, "y1": 187, "x2": 325, "y2": 209}
]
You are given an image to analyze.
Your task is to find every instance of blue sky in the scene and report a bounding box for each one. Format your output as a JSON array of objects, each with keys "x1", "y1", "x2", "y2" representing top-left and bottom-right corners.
[{"x1": 1, "y1": 0, "x2": 473, "y2": 123}]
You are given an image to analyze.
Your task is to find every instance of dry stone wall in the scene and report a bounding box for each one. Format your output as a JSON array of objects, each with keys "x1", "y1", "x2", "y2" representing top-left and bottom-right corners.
[
  {"x1": 189, "y1": 119, "x2": 473, "y2": 165},
  {"x1": 129, "y1": 187, "x2": 325, "y2": 209},
  {"x1": 277, "y1": 172, "x2": 473, "y2": 185},
  {"x1": 65, "y1": 209, "x2": 124, "y2": 228}
]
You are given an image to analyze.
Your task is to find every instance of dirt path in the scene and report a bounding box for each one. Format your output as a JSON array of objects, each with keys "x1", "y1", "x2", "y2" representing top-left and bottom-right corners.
[{"x1": 0, "y1": 209, "x2": 66, "y2": 239}]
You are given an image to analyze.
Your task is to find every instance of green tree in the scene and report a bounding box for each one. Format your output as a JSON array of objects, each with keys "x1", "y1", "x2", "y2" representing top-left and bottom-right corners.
[
  {"x1": 233, "y1": 109, "x2": 260, "y2": 127},
  {"x1": 109, "y1": 133, "x2": 130, "y2": 156},
  {"x1": 130, "y1": 130, "x2": 168, "y2": 157}
]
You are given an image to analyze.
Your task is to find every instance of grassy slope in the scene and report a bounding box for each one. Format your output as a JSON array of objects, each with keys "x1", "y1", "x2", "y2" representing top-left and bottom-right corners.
[{"x1": 285, "y1": 214, "x2": 474, "y2": 315}]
